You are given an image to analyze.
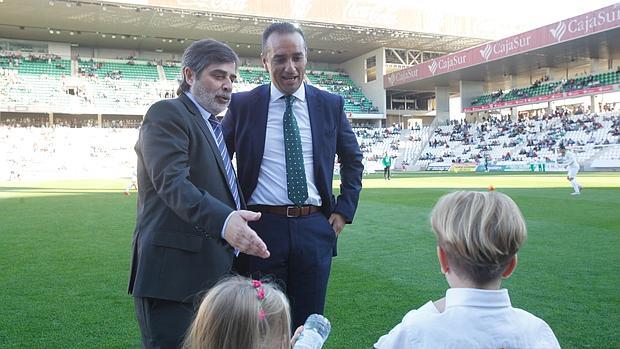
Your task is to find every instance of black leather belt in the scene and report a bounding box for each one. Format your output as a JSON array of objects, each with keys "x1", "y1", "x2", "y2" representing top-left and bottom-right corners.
[{"x1": 248, "y1": 205, "x2": 321, "y2": 218}]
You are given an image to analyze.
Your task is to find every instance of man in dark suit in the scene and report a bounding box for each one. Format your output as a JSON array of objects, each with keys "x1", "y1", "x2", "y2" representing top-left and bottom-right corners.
[
  {"x1": 128, "y1": 39, "x2": 270, "y2": 348},
  {"x1": 223, "y1": 23, "x2": 363, "y2": 328}
]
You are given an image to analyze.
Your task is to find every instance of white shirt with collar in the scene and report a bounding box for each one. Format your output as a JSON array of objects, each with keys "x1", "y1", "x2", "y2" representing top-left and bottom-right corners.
[
  {"x1": 374, "y1": 288, "x2": 561, "y2": 349},
  {"x1": 184, "y1": 92, "x2": 236, "y2": 249},
  {"x1": 185, "y1": 91, "x2": 219, "y2": 140},
  {"x1": 248, "y1": 83, "x2": 321, "y2": 206}
]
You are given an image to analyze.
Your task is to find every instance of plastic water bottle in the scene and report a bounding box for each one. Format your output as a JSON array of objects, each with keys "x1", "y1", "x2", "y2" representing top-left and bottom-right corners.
[{"x1": 293, "y1": 314, "x2": 332, "y2": 349}]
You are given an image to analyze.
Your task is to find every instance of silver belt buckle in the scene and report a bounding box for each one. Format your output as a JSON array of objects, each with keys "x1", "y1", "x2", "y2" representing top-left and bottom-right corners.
[{"x1": 286, "y1": 206, "x2": 297, "y2": 218}]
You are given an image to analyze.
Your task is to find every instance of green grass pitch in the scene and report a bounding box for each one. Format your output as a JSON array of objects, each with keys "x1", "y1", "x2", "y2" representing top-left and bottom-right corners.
[{"x1": 1, "y1": 172, "x2": 618, "y2": 348}]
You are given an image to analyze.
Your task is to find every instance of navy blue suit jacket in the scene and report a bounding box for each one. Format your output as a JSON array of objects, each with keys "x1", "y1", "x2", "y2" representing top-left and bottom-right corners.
[{"x1": 223, "y1": 83, "x2": 363, "y2": 222}]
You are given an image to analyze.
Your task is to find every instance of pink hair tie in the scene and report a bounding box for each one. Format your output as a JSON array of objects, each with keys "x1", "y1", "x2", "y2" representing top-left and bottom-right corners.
[
  {"x1": 256, "y1": 288, "x2": 265, "y2": 300},
  {"x1": 252, "y1": 279, "x2": 266, "y2": 320}
]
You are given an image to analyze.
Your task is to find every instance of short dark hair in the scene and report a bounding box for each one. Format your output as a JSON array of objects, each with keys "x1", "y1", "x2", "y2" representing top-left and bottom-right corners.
[
  {"x1": 177, "y1": 39, "x2": 239, "y2": 96},
  {"x1": 261, "y1": 22, "x2": 306, "y2": 55}
]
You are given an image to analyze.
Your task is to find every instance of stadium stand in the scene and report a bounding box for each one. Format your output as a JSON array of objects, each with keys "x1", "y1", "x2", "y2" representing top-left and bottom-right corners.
[
  {"x1": 0, "y1": 50, "x2": 385, "y2": 180},
  {"x1": 0, "y1": 70, "x2": 176, "y2": 114},
  {"x1": 306, "y1": 71, "x2": 380, "y2": 113},
  {"x1": 238, "y1": 67, "x2": 271, "y2": 85},
  {"x1": 410, "y1": 112, "x2": 619, "y2": 171},
  {"x1": 354, "y1": 126, "x2": 402, "y2": 172},
  {"x1": 162, "y1": 63, "x2": 182, "y2": 81},
  {"x1": 0, "y1": 54, "x2": 380, "y2": 116},
  {"x1": 0, "y1": 126, "x2": 137, "y2": 181},
  {"x1": 77, "y1": 58, "x2": 159, "y2": 81},
  {"x1": 4, "y1": 110, "x2": 615, "y2": 180},
  {"x1": 352, "y1": 110, "x2": 620, "y2": 172},
  {"x1": 469, "y1": 70, "x2": 620, "y2": 108},
  {"x1": 561, "y1": 71, "x2": 620, "y2": 92},
  {"x1": 0, "y1": 53, "x2": 70, "y2": 76}
]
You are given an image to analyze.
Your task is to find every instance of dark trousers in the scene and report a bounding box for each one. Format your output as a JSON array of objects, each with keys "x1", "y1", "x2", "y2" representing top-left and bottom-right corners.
[
  {"x1": 384, "y1": 166, "x2": 391, "y2": 179},
  {"x1": 134, "y1": 297, "x2": 195, "y2": 349},
  {"x1": 234, "y1": 212, "x2": 336, "y2": 328}
]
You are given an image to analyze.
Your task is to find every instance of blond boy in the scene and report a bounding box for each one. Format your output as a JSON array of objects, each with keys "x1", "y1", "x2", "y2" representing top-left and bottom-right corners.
[{"x1": 374, "y1": 191, "x2": 560, "y2": 349}]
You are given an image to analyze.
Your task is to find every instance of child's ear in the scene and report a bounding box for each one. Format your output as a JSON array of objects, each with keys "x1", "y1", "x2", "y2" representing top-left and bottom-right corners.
[
  {"x1": 437, "y1": 246, "x2": 449, "y2": 274},
  {"x1": 501, "y1": 255, "x2": 518, "y2": 278}
]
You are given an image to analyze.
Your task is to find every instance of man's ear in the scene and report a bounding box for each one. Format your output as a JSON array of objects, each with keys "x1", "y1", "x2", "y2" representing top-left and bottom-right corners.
[
  {"x1": 183, "y1": 67, "x2": 195, "y2": 86},
  {"x1": 437, "y1": 246, "x2": 449, "y2": 274},
  {"x1": 501, "y1": 255, "x2": 518, "y2": 278},
  {"x1": 261, "y1": 54, "x2": 269, "y2": 71}
]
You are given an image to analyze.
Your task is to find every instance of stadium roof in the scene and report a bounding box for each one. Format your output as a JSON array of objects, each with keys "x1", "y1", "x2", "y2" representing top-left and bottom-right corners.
[
  {"x1": 384, "y1": 4, "x2": 620, "y2": 95},
  {"x1": 0, "y1": 0, "x2": 488, "y2": 63}
]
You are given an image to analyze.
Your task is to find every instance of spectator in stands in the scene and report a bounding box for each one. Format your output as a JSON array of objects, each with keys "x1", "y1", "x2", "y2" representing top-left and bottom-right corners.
[
  {"x1": 223, "y1": 22, "x2": 363, "y2": 329},
  {"x1": 128, "y1": 39, "x2": 269, "y2": 348},
  {"x1": 374, "y1": 191, "x2": 561, "y2": 349},
  {"x1": 183, "y1": 276, "x2": 302, "y2": 349}
]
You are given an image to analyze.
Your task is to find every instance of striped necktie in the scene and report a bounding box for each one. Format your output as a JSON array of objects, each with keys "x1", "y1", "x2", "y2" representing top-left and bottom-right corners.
[
  {"x1": 283, "y1": 95, "x2": 308, "y2": 206},
  {"x1": 207, "y1": 115, "x2": 240, "y2": 210}
]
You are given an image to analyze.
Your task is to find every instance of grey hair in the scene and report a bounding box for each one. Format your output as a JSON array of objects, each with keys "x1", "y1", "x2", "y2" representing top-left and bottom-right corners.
[{"x1": 177, "y1": 39, "x2": 239, "y2": 95}]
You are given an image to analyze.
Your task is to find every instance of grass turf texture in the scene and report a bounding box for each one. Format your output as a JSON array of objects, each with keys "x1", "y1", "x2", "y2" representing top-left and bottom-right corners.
[{"x1": 0, "y1": 173, "x2": 618, "y2": 348}]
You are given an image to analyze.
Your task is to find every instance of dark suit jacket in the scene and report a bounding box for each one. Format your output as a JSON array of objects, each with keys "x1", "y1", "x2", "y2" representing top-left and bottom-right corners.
[
  {"x1": 223, "y1": 83, "x2": 363, "y2": 222},
  {"x1": 128, "y1": 93, "x2": 242, "y2": 303}
]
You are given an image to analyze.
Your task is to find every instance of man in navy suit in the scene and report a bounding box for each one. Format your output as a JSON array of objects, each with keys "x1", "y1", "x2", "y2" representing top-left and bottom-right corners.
[{"x1": 223, "y1": 22, "x2": 363, "y2": 328}]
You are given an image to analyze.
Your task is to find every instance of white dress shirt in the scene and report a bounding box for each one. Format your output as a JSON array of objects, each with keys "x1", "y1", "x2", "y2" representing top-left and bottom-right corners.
[
  {"x1": 248, "y1": 83, "x2": 321, "y2": 206},
  {"x1": 185, "y1": 92, "x2": 235, "y2": 249},
  {"x1": 374, "y1": 288, "x2": 561, "y2": 349},
  {"x1": 185, "y1": 92, "x2": 218, "y2": 140}
]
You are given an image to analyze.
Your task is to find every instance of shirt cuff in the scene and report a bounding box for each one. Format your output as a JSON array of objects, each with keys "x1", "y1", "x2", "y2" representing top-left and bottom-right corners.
[{"x1": 220, "y1": 211, "x2": 240, "y2": 256}]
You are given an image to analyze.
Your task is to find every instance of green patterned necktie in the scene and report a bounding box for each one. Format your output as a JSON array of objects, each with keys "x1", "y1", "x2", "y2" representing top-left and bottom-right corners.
[{"x1": 283, "y1": 95, "x2": 308, "y2": 206}]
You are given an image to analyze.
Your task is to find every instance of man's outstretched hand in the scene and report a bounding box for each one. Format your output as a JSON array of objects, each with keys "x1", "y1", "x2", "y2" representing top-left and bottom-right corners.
[{"x1": 224, "y1": 210, "x2": 270, "y2": 258}]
